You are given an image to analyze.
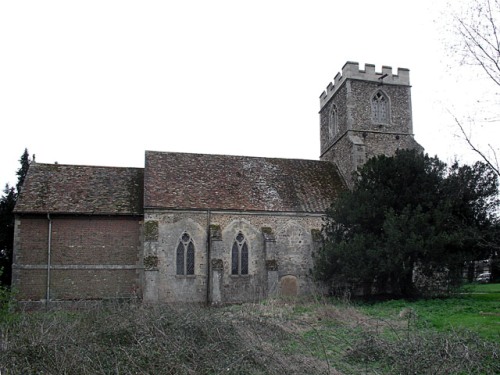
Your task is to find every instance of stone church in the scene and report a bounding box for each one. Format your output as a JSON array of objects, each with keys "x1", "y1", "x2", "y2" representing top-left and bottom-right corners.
[{"x1": 12, "y1": 62, "x2": 422, "y2": 305}]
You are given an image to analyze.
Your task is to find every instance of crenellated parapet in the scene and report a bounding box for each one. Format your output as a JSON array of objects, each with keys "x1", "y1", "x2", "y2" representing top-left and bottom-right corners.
[{"x1": 319, "y1": 61, "x2": 410, "y2": 110}]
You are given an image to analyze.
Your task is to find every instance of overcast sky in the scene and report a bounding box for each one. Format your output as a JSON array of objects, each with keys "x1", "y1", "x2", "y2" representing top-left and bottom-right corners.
[{"x1": 1, "y1": 0, "x2": 498, "y2": 188}]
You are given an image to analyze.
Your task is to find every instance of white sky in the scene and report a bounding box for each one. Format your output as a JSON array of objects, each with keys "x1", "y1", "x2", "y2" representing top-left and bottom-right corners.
[{"x1": 1, "y1": 0, "x2": 498, "y2": 188}]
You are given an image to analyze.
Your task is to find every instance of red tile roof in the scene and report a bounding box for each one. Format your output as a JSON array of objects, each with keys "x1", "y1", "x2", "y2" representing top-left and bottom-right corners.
[
  {"x1": 144, "y1": 151, "x2": 345, "y2": 213},
  {"x1": 15, "y1": 163, "x2": 144, "y2": 215},
  {"x1": 15, "y1": 152, "x2": 345, "y2": 215}
]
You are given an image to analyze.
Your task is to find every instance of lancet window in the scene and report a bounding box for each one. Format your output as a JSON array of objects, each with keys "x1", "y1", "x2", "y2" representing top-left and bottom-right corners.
[
  {"x1": 176, "y1": 232, "x2": 195, "y2": 275},
  {"x1": 329, "y1": 104, "x2": 338, "y2": 139},
  {"x1": 231, "y1": 231, "x2": 249, "y2": 275},
  {"x1": 371, "y1": 91, "x2": 389, "y2": 123}
]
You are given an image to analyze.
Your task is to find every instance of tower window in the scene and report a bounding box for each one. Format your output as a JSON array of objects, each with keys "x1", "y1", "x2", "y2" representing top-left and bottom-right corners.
[
  {"x1": 371, "y1": 91, "x2": 389, "y2": 124},
  {"x1": 329, "y1": 104, "x2": 338, "y2": 139},
  {"x1": 231, "y1": 231, "x2": 249, "y2": 275},
  {"x1": 176, "y1": 232, "x2": 195, "y2": 275}
]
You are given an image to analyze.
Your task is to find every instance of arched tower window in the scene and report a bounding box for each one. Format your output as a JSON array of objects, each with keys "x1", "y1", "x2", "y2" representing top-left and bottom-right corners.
[
  {"x1": 329, "y1": 104, "x2": 338, "y2": 139},
  {"x1": 176, "y1": 232, "x2": 195, "y2": 275},
  {"x1": 371, "y1": 91, "x2": 389, "y2": 124},
  {"x1": 231, "y1": 231, "x2": 249, "y2": 275}
]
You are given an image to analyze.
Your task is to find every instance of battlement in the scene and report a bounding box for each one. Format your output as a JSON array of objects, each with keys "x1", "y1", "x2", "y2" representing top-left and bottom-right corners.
[{"x1": 319, "y1": 61, "x2": 410, "y2": 110}]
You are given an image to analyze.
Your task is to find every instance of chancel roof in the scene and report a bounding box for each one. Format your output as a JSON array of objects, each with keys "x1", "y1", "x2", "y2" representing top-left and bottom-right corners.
[
  {"x1": 15, "y1": 163, "x2": 144, "y2": 215},
  {"x1": 144, "y1": 151, "x2": 345, "y2": 213}
]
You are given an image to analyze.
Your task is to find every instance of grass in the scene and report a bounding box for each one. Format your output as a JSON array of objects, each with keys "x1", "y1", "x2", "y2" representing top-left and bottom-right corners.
[
  {"x1": 358, "y1": 283, "x2": 500, "y2": 342},
  {"x1": 0, "y1": 288, "x2": 498, "y2": 374},
  {"x1": 461, "y1": 282, "x2": 500, "y2": 294}
]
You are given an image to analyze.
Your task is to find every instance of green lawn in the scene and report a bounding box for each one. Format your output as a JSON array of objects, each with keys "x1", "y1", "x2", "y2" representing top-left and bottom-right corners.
[
  {"x1": 359, "y1": 283, "x2": 500, "y2": 341},
  {"x1": 462, "y1": 282, "x2": 500, "y2": 294}
]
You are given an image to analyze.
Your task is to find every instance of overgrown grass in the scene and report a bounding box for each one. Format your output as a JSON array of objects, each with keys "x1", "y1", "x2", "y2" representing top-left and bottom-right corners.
[{"x1": 0, "y1": 292, "x2": 498, "y2": 374}]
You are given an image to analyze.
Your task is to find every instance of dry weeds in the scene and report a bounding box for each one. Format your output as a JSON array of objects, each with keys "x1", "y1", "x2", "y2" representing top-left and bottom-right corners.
[{"x1": 0, "y1": 298, "x2": 498, "y2": 374}]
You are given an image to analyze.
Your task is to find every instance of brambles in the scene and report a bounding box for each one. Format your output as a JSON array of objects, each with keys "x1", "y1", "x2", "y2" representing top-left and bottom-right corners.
[{"x1": 0, "y1": 296, "x2": 498, "y2": 374}]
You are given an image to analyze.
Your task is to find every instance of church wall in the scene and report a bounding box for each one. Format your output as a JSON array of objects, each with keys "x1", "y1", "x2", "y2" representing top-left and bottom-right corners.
[
  {"x1": 49, "y1": 217, "x2": 141, "y2": 265},
  {"x1": 49, "y1": 269, "x2": 139, "y2": 300},
  {"x1": 320, "y1": 83, "x2": 348, "y2": 156},
  {"x1": 143, "y1": 211, "x2": 209, "y2": 303},
  {"x1": 12, "y1": 215, "x2": 142, "y2": 301},
  {"x1": 320, "y1": 133, "x2": 360, "y2": 187},
  {"x1": 348, "y1": 80, "x2": 412, "y2": 134},
  {"x1": 14, "y1": 216, "x2": 49, "y2": 265},
  {"x1": 320, "y1": 74, "x2": 419, "y2": 188},
  {"x1": 15, "y1": 270, "x2": 46, "y2": 301},
  {"x1": 143, "y1": 210, "x2": 324, "y2": 304},
  {"x1": 320, "y1": 80, "x2": 412, "y2": 158},
  {"x1": 362, "y1": 132, "x2": 422, "y2": 160},
  {"x1": 213, "y1": 217, "x2": 266, "y2": 303},
  {"x1": 210, "y1": 213, "x2": 323, "y2": 299}
]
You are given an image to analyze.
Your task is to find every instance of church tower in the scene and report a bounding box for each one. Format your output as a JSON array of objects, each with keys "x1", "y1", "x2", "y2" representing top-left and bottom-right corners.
[{"x1": 319, "y1": 62, "x2": 422, "y2": 187}]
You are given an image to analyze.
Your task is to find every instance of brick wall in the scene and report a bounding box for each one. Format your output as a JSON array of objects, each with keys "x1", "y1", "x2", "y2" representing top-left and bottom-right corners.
[
  {"x1": 50, "y1": 269, "x2": 139, "y2": 300},
  {"x1": 13, "y1": 215, "x2": 142, "y2": 301},
  {"x1": 16, "y1": 269, "x2": 46, "y2": 300},
  {"x1": 50, "y1": 217, "x2": 140, "y2": 265},
  {"x1": 15, "y1": 216, "x2": 49, "y2": 265}
]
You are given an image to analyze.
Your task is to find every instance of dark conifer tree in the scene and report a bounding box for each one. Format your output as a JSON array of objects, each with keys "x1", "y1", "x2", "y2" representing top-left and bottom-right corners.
[
  {"x1": 0, "y1": 149, "x2": 30, "y2": 286},
  {"x1": 0, "y1": 185, "x2": 16, "y2": 285},
  {"x1": 314, "y1": 149, "x2": 499, "y2": 297},
  {"x1": 16, "y1": 148, "x2": 30, "y2": 195}
]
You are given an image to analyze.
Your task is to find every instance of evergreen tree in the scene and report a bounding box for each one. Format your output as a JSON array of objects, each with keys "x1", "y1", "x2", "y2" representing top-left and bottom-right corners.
[
  {"x1": 16, "y1": 148, "x2": 30, "y2": 195},
  {"x1": 314, "y1": 149, "x2": 499, "y2": 297},
  {"x1": 0, "y1": 149, "x2": 30, "y2": 286},
  {"x1": 0, "y1": 185, "x2": 16, "y2": 285}
]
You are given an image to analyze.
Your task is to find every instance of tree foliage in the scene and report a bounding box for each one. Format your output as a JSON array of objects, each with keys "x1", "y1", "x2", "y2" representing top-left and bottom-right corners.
[
  {"x1": 0, "y1": 149, "x2": 31, "y2": 286},
  {"x1": 16, "y1": 148, "x2": 30, "y2": 195},
  {"x1": 0, "y1": 185, "x2": 16, "y2": 285},
  {"x1": 314, "y1": 150, "x2": 499, "y2": 297}
]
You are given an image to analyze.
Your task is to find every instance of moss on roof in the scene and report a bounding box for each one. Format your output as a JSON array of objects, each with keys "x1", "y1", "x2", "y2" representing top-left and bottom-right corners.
[
  {"x1": 144, "y1": 151, "x2": 345, "y2": 213},
  {"x1": 15, "y1": 163, "x2": 144, "y2": 215}
]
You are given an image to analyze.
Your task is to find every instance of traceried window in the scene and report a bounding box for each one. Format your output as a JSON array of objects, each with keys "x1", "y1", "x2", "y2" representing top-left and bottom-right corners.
[
  {"x1": 231, "y1": 231, "x2": 249, "y2": 275},
  {"x1": 176, "y1": 232, "x2": 195, "y2": 275},
  {"x1": 371, "y1": 91, "x2": 389, "y2": 123},
  {"x1": 329, "y1": 104, "x2": 338, "y2": 139}
]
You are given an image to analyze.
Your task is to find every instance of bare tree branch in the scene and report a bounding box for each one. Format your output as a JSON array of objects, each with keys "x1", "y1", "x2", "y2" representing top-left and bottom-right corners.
[
  {"x1": 452, "y1": 114, "x2": 500, "y2": 176},
  {"x1": 488, "y1": 143, "x2": 500, "y2": 170},
  {"x1": 454, "y1": 0, "x2": 500, "y2": 83},
  {"x1": 455, "y1": 12, "x2": 500, "y2": 86},
  {"x1": 450, "y1": 0, "x2": 500, "y2": 177}
]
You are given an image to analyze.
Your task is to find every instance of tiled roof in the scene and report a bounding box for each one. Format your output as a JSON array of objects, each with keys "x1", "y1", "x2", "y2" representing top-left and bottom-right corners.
[
  {"x1": 15, "y1": 163, "x2": 144, "y2": 215},
  {"x1": 144, "y1": 151, "x2": 345, "y2": 213}
]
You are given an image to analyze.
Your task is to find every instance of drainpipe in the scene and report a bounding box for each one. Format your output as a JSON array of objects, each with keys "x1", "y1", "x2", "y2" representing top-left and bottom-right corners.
[
  {"x1": 206, "y1": 210, "x2": 211, "y2": 305},
  {"x1": 46, "y1": 213, "x2": 52, "y2": 308}
]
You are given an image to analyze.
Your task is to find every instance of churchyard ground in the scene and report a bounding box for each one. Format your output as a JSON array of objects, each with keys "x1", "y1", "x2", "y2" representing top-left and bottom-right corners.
[{"x1": 0, "y1": 283, "x2": 498, "y2": 374}]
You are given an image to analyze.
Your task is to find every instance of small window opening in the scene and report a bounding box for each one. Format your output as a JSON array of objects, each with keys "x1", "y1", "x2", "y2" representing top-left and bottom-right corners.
[{"x1": 329, "y1": 104, "x2": 338, "y2": 139}]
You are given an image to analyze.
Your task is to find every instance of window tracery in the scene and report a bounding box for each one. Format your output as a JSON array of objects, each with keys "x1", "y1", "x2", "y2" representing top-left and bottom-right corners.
[
  {"x1": 371, "y1": 91, "x2": 389, "y2": 123},
  {"x1": 231, "y1": 231, "x2": 249, "y2": 275},
  {"x1": 176, "y1": 232, "x2": 195, "y2": 275}
]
